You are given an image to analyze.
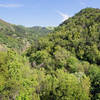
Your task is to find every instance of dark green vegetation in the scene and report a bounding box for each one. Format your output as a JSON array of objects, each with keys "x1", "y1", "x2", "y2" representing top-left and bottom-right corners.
[
  {"x1": 0, "y1": 8, "x2": 100, "y2": 100},
  {"x1": 0, "y1": 19, "x2": 53, "y2": 51}
]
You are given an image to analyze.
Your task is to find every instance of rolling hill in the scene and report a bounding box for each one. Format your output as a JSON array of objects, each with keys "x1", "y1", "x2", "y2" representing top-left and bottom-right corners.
[{"x1": 0, "y1": 19, "x2": 53, "y2": 51}]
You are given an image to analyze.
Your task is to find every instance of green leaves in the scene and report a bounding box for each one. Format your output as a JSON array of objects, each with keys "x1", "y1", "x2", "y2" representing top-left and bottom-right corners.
[
  {"x1": 1, "y1": 8, "x2": 100, "y2": 99},
  {"x1": 54, "y1": 46, "x2": 71, "y2": 68},
  {"x1": 88, "y1": 65, "x2": 100, "y2": 99},
  {"x1": 40, "y1": 69, "x2": 90, "y2": 100}
]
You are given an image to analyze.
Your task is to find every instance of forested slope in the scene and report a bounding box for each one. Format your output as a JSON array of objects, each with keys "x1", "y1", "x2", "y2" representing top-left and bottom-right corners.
[
  {"x1": 26, "y1": 8, "x2": 100, "y2": 100},
  {"x1": 0, "y1": 19, "x2": 53, "y2": 51},
  {"x1": 0, "y1": 8, "x2": 100, "y2": 100}
]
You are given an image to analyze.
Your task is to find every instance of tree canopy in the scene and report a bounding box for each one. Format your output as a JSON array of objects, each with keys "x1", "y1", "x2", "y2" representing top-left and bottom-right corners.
[{"x1": 0, "y1": 8, "x2": 100, "y2": 100}]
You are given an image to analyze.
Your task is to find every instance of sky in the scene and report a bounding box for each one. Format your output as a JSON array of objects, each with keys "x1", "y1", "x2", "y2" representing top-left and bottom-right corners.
[{"x1": 0, "y1": 0, "x2": 99, "y2": 27}]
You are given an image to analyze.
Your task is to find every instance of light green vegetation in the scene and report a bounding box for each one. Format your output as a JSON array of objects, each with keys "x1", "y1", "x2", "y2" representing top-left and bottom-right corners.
[{"x1": 0, "y1": 8, "x2": 100, "y2": 100}]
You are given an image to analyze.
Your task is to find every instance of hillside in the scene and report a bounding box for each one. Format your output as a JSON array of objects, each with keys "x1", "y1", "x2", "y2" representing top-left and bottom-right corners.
[
  {"x1": 0, "y1": 19, "x2": 53, "y2": 51},
  {"x1": 26, "y1": 8, "x2": 100, "y2": 99},
  {"x1": 0, "y1": 8, "x2": 100, "y2": 100}
]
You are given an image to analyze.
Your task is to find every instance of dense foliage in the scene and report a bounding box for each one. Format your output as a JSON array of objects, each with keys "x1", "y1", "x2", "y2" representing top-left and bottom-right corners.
[
  {"x1": 0, "y1": 50, "x2": 90, "y2": 100},
  {"x1": 0, "y1": 8, "x2": 100, "y2": 100},
  {"x1": 26, "y1": 8, "x2": 100, "y2": 100}
]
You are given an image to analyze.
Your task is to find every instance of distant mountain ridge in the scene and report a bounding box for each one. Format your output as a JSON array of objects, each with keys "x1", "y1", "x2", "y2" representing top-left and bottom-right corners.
[{"x1": 0, "y1": 19, "x2": 53, "y2": 51}]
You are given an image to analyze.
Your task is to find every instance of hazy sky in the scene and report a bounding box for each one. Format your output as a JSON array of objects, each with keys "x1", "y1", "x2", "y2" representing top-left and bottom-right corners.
[{"x1": 0, "y1": 0, "x2": 99, "y2": 27}]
